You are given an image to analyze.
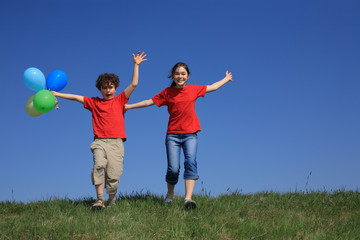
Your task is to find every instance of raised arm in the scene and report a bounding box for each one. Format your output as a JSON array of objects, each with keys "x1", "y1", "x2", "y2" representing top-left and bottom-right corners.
[
  {"x1": 125, "y1": 99, "x2": 155, "y2": 110},
  {"x1": 124, "y1": 51, "x2": 148, "y2": 99},
  {"x1": 51, "y1": 91, "x2": 84, "y2": 104},
  {"x1": 206, "y1": 70, "x2": 233, "y2": 93}
]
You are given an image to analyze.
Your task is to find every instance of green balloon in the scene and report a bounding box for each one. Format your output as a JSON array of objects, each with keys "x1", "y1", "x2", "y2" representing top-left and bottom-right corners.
[{"x1": 33, "y1": 90, "x2": 56, "y2": 113}]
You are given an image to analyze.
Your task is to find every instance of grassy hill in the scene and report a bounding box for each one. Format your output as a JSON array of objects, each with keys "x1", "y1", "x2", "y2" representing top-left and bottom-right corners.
[{"x1": 1, "y1": 190, "x2": 359, "y2": 239}]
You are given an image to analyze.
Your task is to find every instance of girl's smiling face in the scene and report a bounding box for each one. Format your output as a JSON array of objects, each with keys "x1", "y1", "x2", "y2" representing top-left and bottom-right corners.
[
  {"x1": 100, "y1": 83, "x2": 116, "y2": 100},
  {"x1": 172, "y1": 66, "x2": 190, "y2": 88}
]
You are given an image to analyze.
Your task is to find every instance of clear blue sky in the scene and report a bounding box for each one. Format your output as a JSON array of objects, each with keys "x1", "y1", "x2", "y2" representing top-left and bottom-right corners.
[{"x1": 1, "y1": 0, "x2": 359, "y2": 203}]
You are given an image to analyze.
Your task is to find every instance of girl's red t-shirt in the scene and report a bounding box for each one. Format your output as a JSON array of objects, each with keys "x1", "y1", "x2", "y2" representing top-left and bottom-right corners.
[
  {"x1": 152, "y1": 84, "x2": 206, "y2": 134},
  {"x1": 84, "y1": 91, "x2": 129, "y2": 141}
]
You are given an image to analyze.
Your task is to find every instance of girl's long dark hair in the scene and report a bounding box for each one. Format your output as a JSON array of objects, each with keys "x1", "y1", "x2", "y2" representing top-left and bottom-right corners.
[{"x1": 168, "y1": 62, "x2": 190, "y2": 87}]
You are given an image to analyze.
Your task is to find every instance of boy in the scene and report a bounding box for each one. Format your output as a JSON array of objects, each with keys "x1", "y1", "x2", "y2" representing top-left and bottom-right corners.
[{"x1": 52, "y1": 51, "x2": 147, "y2": 209}]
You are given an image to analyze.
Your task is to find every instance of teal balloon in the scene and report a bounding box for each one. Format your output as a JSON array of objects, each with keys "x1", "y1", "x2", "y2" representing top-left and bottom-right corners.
[
  {"x1": 33, "y1": 90, "x2": 56, "y2": 113},
  {"x1": 25, "y1": 95, "x2": 43, "y2": 117},
  {"x1": 23, "y1": 67, "x2": 46, "y2": 92},
  {"x1": 46, "y1": 70, "x2": 68, "y2": 91}
]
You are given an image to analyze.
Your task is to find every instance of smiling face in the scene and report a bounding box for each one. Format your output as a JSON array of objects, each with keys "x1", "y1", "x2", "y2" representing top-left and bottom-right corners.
[
  {"x1": 172, "y1": 66, "x2": 190, "y2": 88},
  {"x1": 100, "y1": 83, "x2": 116, "y2": 100}
]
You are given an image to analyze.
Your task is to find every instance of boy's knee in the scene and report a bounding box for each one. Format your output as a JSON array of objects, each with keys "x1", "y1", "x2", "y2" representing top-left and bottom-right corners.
[
  {"x1": 106, "y1": 179, "x2": 119, "y2": 194},
  {"x1": 94, "y1": 162, "x2": 106, "y2": 170}
]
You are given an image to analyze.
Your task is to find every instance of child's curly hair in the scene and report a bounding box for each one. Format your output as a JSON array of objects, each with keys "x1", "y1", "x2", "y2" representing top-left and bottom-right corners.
[{"x1": 96, "y1": 73, "x2": 119, "y2": 90}]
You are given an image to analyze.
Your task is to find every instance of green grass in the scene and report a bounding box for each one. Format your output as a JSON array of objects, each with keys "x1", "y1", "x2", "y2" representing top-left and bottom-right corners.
[{"x1": 1, "y1": 190, "x2": 360, "y2": 239}]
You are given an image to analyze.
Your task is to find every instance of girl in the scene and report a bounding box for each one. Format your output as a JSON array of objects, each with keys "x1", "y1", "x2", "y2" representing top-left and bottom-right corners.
[{"x1": 125, "y1": 62, "x2": 232, "y2": 209}]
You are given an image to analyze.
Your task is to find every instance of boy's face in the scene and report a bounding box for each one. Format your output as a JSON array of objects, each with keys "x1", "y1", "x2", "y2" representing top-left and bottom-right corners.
[{"x1": 100, "y1": 83, "x2": 116, "y2": 100}]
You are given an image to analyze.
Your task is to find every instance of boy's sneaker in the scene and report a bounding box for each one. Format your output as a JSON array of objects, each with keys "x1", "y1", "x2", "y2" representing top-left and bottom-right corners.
[
  {"x1": 107, "y1": 198, "x2": 116, "y2": 208},
  {"x1": 92, "y1": 199, "x2": 105, "y2": 210},
  {"x1": 164, "y1": 193, "x2": 174, "y2": 204},
  {"x1": 184, "y1": 198, "x2": 196, "y2": 210}
]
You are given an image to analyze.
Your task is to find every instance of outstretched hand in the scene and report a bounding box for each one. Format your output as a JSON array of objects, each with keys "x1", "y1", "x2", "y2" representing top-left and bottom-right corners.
[
  {"x1": 133, "y1": 51, "x2": 147, "y2": 65},
  {"x1": 225, "y1": 70, "x2": 233, "y2": 81}
]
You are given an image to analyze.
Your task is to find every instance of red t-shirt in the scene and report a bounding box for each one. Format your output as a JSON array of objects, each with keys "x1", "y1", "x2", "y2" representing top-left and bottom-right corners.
[
  {"x1": 84, "y1": 91, "x2": 129, "y2": 141},
  {"x1": 152, "y1": 84, "x2": 207, "y2": 134}
]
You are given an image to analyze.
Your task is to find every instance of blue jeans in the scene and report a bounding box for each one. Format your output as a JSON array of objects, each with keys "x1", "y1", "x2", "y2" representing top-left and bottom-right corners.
[{"x1": 165, "y1": 133, "x2": 199, "y2": 185}]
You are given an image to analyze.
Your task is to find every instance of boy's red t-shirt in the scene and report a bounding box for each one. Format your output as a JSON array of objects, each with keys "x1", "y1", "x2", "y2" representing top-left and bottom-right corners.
[
  {"x1": 84, "y1": 91, "x2": 129, "y2": 141},
  {"x1": 152, "y1": 84, "x2": 207, "y2": 134}
]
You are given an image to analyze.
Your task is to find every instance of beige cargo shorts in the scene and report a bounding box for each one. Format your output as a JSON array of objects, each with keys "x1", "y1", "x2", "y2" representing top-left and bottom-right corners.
[{"x1": 90, "y1": 138, "x2": 124, "y2": 195}]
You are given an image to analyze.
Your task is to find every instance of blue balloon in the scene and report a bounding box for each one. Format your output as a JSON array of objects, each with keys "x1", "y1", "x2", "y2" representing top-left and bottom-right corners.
[
  {"x1": 46, "y1": 70, "x2": 68, "y2": 91},
  {"x1": 23, "y1": 67, "x2": 46, "y2": 92}
]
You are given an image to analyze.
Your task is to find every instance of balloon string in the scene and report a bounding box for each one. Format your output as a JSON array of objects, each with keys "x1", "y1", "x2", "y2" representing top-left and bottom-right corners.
[{"x1": 55, "y1": 97, "x2": 59, "y2": 110}]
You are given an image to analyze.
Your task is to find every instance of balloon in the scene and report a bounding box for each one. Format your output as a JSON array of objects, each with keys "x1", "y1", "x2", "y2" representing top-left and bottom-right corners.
[
  {"x1": 33, "y1": 90, "x2": 56, "y2": 113},
  {"x1": 23, "y1": 67, "x2": 46, "y2": 92},
  {"x1": 46, "y1": 70, "x2": 68, "y2": 91},
  {"x1": 25, "y1": 95, "x2": 43, "y2": 117}
]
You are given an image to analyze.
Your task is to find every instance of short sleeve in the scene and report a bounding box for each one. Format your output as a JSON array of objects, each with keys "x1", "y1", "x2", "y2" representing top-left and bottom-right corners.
[
  {"x1": 117, "y1": 91, "x2": 129, "y2": 104},
  {"x1": 152, "y1": 89, "x2": 167, "y2": 107},
  {"x1": 83, "y1": 96, "x2": 94, "y2": 111},
  {"x1": 197, "y1": 85, "x2": 207, "y2": 98}
]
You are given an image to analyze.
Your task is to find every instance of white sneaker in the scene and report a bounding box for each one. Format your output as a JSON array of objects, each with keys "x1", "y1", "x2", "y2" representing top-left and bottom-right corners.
[{"x1": 164, "y1": 193, "x2": 174, "y2": 204}]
